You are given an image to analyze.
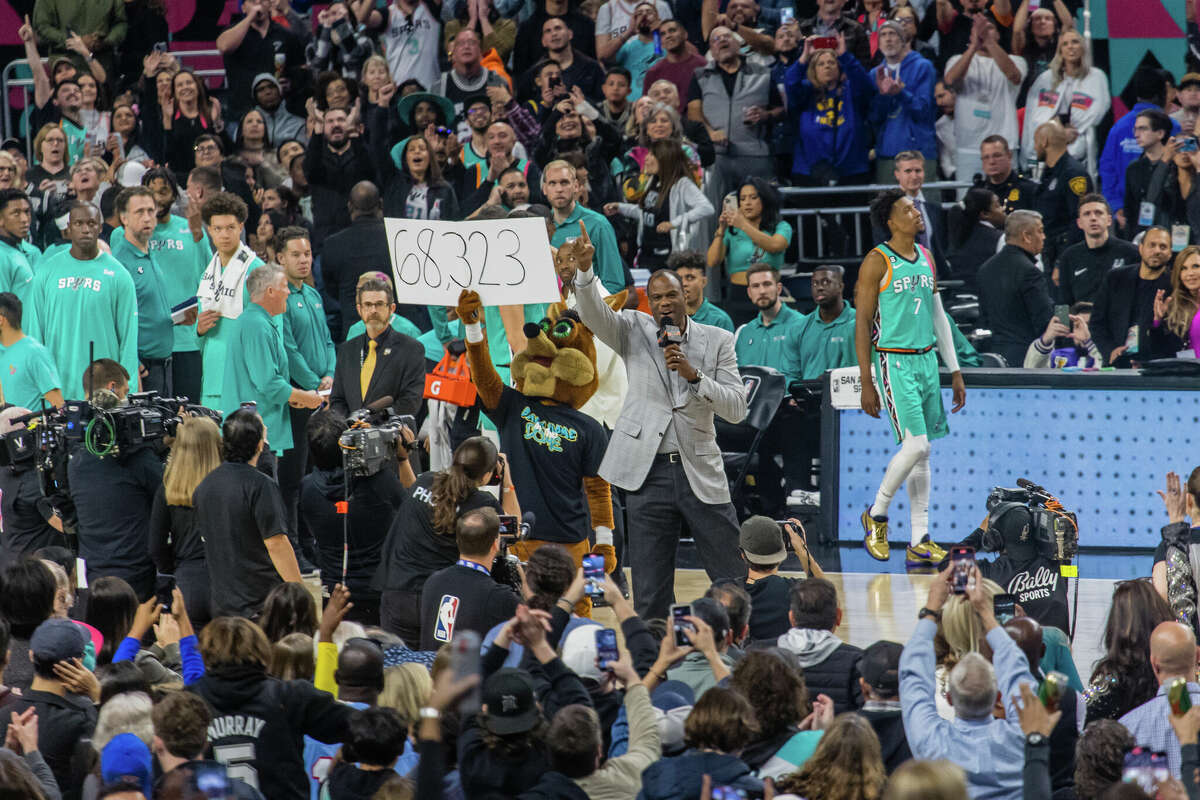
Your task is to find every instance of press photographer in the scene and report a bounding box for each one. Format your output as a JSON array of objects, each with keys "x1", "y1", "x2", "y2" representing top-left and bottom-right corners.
[
  {"x1": 959, "y1": 480, "x2": 1078, "y2": 633},
  {"x1": 0, "y1": 406, "x2": 66, "y2": 565},
  {"x1": 298, "y1": 408, "x2": 416, "y2": 625},
  {"x1": 66, "y1": 359, "x2": 162, "y2": 599}
]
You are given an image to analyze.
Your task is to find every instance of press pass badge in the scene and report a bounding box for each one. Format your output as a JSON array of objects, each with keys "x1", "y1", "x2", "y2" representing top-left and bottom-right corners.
[
  {"x1": 1139, "y1": 201, "x2": 1156, "y2": 228},
  {"x1": 1173, "y1": 224, "x2": 1191, "y2": 251}
]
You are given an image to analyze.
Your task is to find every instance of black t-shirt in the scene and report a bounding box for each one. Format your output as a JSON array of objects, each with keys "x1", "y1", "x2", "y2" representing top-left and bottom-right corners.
[
  {"x1": 977, "y1": 554, "x2": 1070, "y2": 633},
  {"x1": 0, "y1": 466, "x2": 64, "y2": 565},
  {"x1": 299, "y1": 466, "x2": 403, "y2": 600},
  {"x1": 149, "y1": 483, "x2": 206, "y2": 570},
  {"x1": 193, "y1": 462, "x2": 289, "y2": 618},
  {"x1": 487, "y1": 387, "x2": 607, "y2": 543},
  {"x1": 639, "y1": 186, "x2": 672, "y2": 269},
  {"x1": 743, "y1": 573, "x2": 801, "y2": 643},
  {"x1": 374, "y1": 471, "x2": 501, "y2": 594},
  {"x1": 418, "y1": 564, "x2": 519, "y2": 650},
  {"x1": 68, "y1": 445, "x2": 163, "y2": 591},
  {"x1": 1055, "y1": 237, "x2": 1140, "y2": 305},
  {"x1": 222, "y1": 18, "x2": 307, "y2": 118},
  {"x1": 1154, "y1": 527, "x2": 1200, "y2": 563}
]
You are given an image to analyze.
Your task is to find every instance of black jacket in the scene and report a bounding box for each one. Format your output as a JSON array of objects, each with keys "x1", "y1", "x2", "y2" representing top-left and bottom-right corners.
[
  {"x1": 0, "y1": 689, "x2": 96, "y2": 800},
  {"x1": 303, "y1": 132, "x2": 378, "y2": 251},
  {"x1": 859, "y1": 708, "x2": 912, "y2": 774},
  {"x1": 1035, "y1": 154, "x2": 1091, "y2": 267},
  {"x1": 946, "y1": 223, "x2": 1002, "y2": 293},
  {"x1": 419, "y1": 564, "x2": 519, "y2": 651},
  {"x1": 977, "y1": 244, "x2": 1054, "y2": 368},
  {"x1": 366, "y1": 106, "x2": 461, "y2": 221},
  {"x1": 187, "y1": 665, "x2": 353, "y2": 800},
  {"x1": 1089, "y1": 263, "x2": 1173, "y2": 366},
  {"x1": 779, "y1": 637, "x2": 864, "y2": 714},
  {"x1": 1123, "y1": 156, "x2": 1184, "y2": 241},
  {"x1": 519, "y1": 771, "x2": 590, "y2": 800},
  {"x1": 1054, "y1": 236, "x2": 1140, "y2": 306},
  {"x1": 330, "y1": 325, "x2": 427, "y2": 418}
]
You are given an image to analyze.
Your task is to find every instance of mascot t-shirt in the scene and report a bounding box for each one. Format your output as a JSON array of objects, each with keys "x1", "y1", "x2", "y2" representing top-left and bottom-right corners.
[{"x1": 487, "y1": 386, "x2": 607, "y2": 543}]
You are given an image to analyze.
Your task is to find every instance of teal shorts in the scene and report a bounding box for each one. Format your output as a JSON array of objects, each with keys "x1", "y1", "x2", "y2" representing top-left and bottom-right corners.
[{"x1": 874, "y1": 349, "x2": 948, "y2": 444}]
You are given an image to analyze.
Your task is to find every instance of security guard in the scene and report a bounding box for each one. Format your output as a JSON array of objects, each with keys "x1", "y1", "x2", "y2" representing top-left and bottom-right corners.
[
  {"x1": 1033, "y1": 119, "x2": 1092, "y2": 269},
  {"x1": 977, "y1": 135, "x2": 1038, "y2": 214}
]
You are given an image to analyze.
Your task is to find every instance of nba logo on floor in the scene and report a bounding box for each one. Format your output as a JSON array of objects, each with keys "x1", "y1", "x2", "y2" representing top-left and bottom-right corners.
[{"x1": 434, "y1": 595, "x2": 460, "y2": 643}]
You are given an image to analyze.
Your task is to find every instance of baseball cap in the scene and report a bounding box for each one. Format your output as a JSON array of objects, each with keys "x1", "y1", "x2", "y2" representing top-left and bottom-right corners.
[
  {"x1": 858, "y1": 641, "x2": 903, "y2": 696},
  {"x1": 738, "y1": 515, "x2": 786, "y2": 565},
  {"x1": 878, "y1": 19, "x2": 905, "y2": 38},
  {"x1": 0, "y1": 138, "x2": 23, "y2": 154},
  {"x1": 481, "y1": 668, "x2": 539, "y2": 735},
  {"x1": 1182, "y1": 72, "x2": 1200, "y2": 90},
  {"x1": 101, "y1": 733, "x2": 154, "y2": 798},
  {"x1": 30, "y1": 618, "x2": 85, "y2": 664},
  {"x1": 560, "y1": 623, "x2": 604, "y2": 682}
]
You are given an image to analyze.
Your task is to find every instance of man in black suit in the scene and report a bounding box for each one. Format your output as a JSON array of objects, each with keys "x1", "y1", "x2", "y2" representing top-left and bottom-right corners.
[
  {"x1": 320, "y1": 181, "x2": 429, "y2": 341},
  {"x1": 977, "y1": 210, "x2": 1055, "y2": 367},
  {"x1": 872, "y1": 151, "x2": 948, "y2": 271},
  {"x1": 1090, "y1": 225, "x2": 1174, "y2": 367},
  {"x1": 330, "y1": 276, "x2": 426, "y2": 418}
]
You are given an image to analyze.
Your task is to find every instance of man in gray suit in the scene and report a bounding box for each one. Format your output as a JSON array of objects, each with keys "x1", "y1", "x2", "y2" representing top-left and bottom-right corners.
[{"x1": 567, "y1": 223, "x2": 748, "y2": 619}]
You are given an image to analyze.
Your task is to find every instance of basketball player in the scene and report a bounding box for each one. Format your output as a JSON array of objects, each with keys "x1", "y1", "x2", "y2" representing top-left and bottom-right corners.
[{"x1": 855, "y1": 188, "x2": 966, "y2": 565}]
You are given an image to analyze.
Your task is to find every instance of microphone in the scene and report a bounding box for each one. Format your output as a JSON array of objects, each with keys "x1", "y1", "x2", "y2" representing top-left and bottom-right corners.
[
  {"x1": 520, "y1": 511, "x2": 536, "y2": 539},
  {"x1": 658, "y1": 315, "x2": 683, "y2": 348}
]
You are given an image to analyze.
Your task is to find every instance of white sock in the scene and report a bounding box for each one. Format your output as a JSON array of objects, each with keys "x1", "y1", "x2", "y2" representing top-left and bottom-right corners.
[
  {"x1": 907, "y1": 448, "x2": 931, "y2": 547},
  {"x1": 870, "y1": 433, "x2": 931, "y2": 520}
]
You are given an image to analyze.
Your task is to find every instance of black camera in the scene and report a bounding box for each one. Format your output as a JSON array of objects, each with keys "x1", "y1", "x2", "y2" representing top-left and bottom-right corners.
[
  {"x1": 339, "y1": 408, "x2": 416, "y2": 477},
  {"x1": 983, "y1": 479, "x2": 1078, "y2": 562},
  {"x1": 89, "y1": 392, "x2": 221, "y2": 455}
]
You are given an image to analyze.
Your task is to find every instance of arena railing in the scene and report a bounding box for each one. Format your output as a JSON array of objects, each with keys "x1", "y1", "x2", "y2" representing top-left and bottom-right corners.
[{"x1": 2, "y1": 49, "x2": 227, "y2": 163}]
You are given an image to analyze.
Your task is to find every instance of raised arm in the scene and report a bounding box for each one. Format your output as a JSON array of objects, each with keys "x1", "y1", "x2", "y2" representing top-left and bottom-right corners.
[
  {"x1": 18, "y1": 18, "x2": 51, "y2": 111},
  {"x1": 568, "y1": 222, "x2": 631, "y2": 354}
]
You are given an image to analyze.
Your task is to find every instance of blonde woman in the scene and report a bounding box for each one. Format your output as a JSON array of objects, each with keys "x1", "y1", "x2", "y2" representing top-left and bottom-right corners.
[
  {"x1": 1020, "y1": 30, "x2": 1110, "y2": 175},
  {"x1": 149, "y1": 416, "x2": 222, "y2": 628},
  {"x1": 1150, "y1": 244, "x2": 1200, "y2": 358},
  {"x1": 380, "y1": 661, "x2": 433, "y2": 725},
  {"x1": 882, "y1": 760, "x2": 968, "y2": 800},
  {"x1": 776, "y1": 713, "x2": 887, "y2": 800}
]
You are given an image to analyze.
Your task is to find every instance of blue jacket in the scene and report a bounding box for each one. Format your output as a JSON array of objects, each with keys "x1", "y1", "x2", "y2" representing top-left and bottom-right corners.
[
  {"x1": 785, "y1": 51, "x2": 875, "y2": 178},
  {"x1": 1098, "y1": 102, "x2": 1179, "y2": 212},
  {"x1": 637, "y1": 751, "x2": 763, "y2": 800},
  {"x1": 867, "y1": 51, "x2": 937, "y2": 159}
]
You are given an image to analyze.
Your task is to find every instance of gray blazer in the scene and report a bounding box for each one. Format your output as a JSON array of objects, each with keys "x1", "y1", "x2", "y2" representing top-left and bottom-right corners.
[{"x1": 574, "y1": 267, "x2": 748, "y2": 504}]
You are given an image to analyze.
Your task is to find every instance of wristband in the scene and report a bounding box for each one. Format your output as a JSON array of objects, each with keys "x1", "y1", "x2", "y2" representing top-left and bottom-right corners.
[
  {"x1": 464, "y1": 321, "x2": 484, "y2": 343},
  {"x1": 556, "y1": 597, "x2": 573, "y2": 612},
  {"x1": 419, "y1": 707, "x2": 440, "y2": 720}
]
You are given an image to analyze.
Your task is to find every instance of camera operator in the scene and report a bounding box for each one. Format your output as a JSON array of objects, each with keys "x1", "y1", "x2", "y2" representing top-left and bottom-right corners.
[
  {"x1": 0, "y1": 407, "x2": 66, "y2": 565},
  {"x1": 960, "y1": 504, "x2": 1071, "y2": 633},
  {"x1": 417, "y1": 506, "x2": 521, "y2": 651},
  {"x1": 298, "y1": 410, "x2": 416, "y2": 625},
  {"x1": 67, "y1": 359, "x2": 162, "y2": 599},
  {"x1": 193, "y1": 408, "x2": 302, "y2": 619},
  {"x1": 374, "y1": 436, "x2": 520, "y2": 647}
]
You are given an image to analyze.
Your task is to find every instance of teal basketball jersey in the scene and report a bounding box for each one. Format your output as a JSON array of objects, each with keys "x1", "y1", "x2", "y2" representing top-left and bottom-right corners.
[{"x1": 872, "y1": 242, "x2": 937, "y2": 352}]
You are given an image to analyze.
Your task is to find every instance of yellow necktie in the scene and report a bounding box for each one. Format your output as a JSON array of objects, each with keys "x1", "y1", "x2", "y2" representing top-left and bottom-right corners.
[{"x1": 360, "y1": 339, "x2": 377, "y2": 399}]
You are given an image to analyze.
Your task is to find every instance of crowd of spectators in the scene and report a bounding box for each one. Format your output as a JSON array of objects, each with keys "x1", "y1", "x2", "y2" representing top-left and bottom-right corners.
[{"x1": 0, "y1": 0, "x2": 1198, "y2": 798}]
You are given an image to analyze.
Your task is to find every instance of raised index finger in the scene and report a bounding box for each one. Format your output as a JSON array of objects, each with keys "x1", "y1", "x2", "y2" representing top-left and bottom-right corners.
[{"x1": 577, "y1": 219, "x2": 590, "y2": 245}]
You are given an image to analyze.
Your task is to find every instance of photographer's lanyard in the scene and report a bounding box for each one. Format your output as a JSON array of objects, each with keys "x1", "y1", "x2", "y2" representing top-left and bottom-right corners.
[{"x1": 457, "y1": 559, "x2": 491, "y2": 575}]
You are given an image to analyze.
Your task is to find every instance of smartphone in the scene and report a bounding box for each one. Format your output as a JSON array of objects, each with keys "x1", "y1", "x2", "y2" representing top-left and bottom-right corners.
[
  {"x1": 239, "y1": 401, "x2": 257, "y2": 413},
  {"x1": 1053, "y1": 304, "x2": 1070, "y2": 328},
  {"x1": 711, "y1": 788, "x2": 749, "y2": 800},
  {"x1": 155, "y1": 573, "x2": 176, "y2": 612},
  {"x1": 190, "y1": 761, "x2": 230, "y2": 799},
  {"x1": 153, "y1": 41, "x2": 169, "y2": 54},
  {"x1": 670, "y1": 603, "x2": 694, "y2": 647},
  {"x1": 950, "y1": 546, "x2": 975, "y2": 594},
  {"x1": 1181, "y1": 136, "x2": 1200, "y2": 153},
  {"x1": 779, "y1": 6, "x2": 795, "y2": 25},
  {"x1": 993, "y1": 593, "x2": 1016, "y2": 623},
  {"x1": 812, "y1": 36, "x2": 838, "y2": 49},
  {"x1": 583, "y1": 553, "x2": 605, "y2": 599},
  {"x1": 1122, "y1": 748, "x2": 1155, "y2": 794},
  {"x1": 450, "y1": 630, "x2": 481, "y2": 715},
  {"x1": 498, "y1": 514, "x2": 519, "y2": 537},
  {"x1": 595, "y1": 627, "x2": 619, "y2": 669},
  {"x1": 723, "y1": 193, "x2": 738, "y2": 213}
]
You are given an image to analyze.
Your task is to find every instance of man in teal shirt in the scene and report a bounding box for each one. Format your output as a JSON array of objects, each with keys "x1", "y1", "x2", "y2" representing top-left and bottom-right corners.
[
  {"x1": 734, "y1": 263, "x2": 806, "y2": 383},
  {"x1": 25, "y1": 204, "x2": 139, "y2": 400},
  {"x1": 794, "y1": 265, "x2": 858, "y2": 380},
  {"x1": 0, "y1": 292, "x2": 62, "y2": 409},
  {"x1": 544, "y1": 161, "x2": 627, "y2": 295},
  {"x1": 276, "y1": 226, "x2": 335, "y2": 547},
  {"x1": 221, "y1": 265, "x2": 322, "y2": 457},
  {"x1": 111, "y1": 186, "x2": 181, "y2": 395},
  {"x1": 671, "y1": 251, "x2": 734, "y2": 332},
  {"x1": 0, "y1": 190, "x2": 38, "y2": 305},
  {"x1": 144, "y1": 168, "x2": 212, "y2": 403}
]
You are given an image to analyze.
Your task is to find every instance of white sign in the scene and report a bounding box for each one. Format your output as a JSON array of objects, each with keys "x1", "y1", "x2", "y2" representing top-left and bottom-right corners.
[
  {"x1": 383, "y1": 217, "x2": 560, "y2": 306},
  {"x1": 829, "y1": 366, "x2": 880, "y2": 410}
]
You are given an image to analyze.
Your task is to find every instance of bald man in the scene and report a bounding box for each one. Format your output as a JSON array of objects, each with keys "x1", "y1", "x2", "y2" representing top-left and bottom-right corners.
[
  {"x1": 1118, "y1": 621, "x2": 1200, "y2": 778},
  {"x1": 1034, "y1": 119, "x2": 1092, "y2": 269}
]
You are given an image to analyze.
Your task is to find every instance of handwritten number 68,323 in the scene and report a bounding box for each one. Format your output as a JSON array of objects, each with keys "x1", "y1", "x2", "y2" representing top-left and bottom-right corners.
[{"x1": 391, "y1": 227, "x2": 528, "y2": 290}]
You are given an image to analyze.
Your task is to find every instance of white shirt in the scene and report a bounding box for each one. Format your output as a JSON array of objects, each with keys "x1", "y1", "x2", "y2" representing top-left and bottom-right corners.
[
  {"x1": 563, "y1": 286, "x2": 628, "y2": 429},
  {"x1": 594, "y1": 0, "x2": 673, "y2": 41},
  {"x1": 947, "y1": 52, "x2": 1026, "y2": 154},
  {"x1": 936, "y1": 114, "x2": 956, "y2": 178},
  {"x1": 383, "y1": 2, "x2": 441, "y2": 92}
]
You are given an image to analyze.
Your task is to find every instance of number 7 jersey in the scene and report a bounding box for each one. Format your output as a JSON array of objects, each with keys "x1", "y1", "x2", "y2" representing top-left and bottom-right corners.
[{"x1": 872, "y1": 242, "x2": 938, "y2": 353}]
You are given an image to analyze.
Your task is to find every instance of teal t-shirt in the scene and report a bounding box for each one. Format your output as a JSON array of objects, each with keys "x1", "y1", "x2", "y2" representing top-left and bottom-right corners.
[
  {"x1": 61, "y1": 118, "x2": 86, "y2": 165},
  {"x1": 41, "y1": 243, "x2": 69, "y2": 262},
  {"x1": 550, "y1": 204, "x2": 626, "y2": 295},
  {"x1": 345, "y1": 313, "x2": 422, "y2": 343},
  {"x1": 615, "y1": 37, "x2": 662, "y2": 101},
  {"x1": 723, "y1": 220, "x2": 793, "y2": 276},
  {"x1": 0, "y1": 335, "x2": 61, "y2": 409},
  {"x1": 148, "y1": 215, "x2": 211, "y2": 354},
  {"x1": 734, "y1": 303, "x2": 806, "y2": 383},
  {"x1": 25, "y1": 250, "x2": 139, "y2": 400},
  {"x1": 691, "y1": 298, "x2": 734, "y2": 332},
  {"x1": 283, "y1": 282, "x2": 337, "y2": 390},
  {"x1": 221, "y1": 303, "x2": 294, "y2": 455},
  {"x1": 111, "y1": 235, "x2": 175, "y2": 360},
  {"x1": 795, "y1": 303, "x2": 858, "y2": 380},
  {"x1": 0, "y1": 238, "x2": 39, "y2": 305}
]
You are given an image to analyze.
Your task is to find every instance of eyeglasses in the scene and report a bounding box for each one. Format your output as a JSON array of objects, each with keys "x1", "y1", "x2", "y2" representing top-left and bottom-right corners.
[
  {"x1": 0, "y1": 167, "x2": 16, "y2": 174},
  {"x1": 194, "y1": 143, "x2": 219, "y2": 154},
  {"x1": 359, "y1": 300, "x2": 390, "y2": 310}
]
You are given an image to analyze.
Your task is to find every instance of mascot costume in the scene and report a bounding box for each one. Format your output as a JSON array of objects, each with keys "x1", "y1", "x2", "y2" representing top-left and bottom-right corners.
[{"x1": 456, "y1": 262, "x2": 626, "y2": 616}]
